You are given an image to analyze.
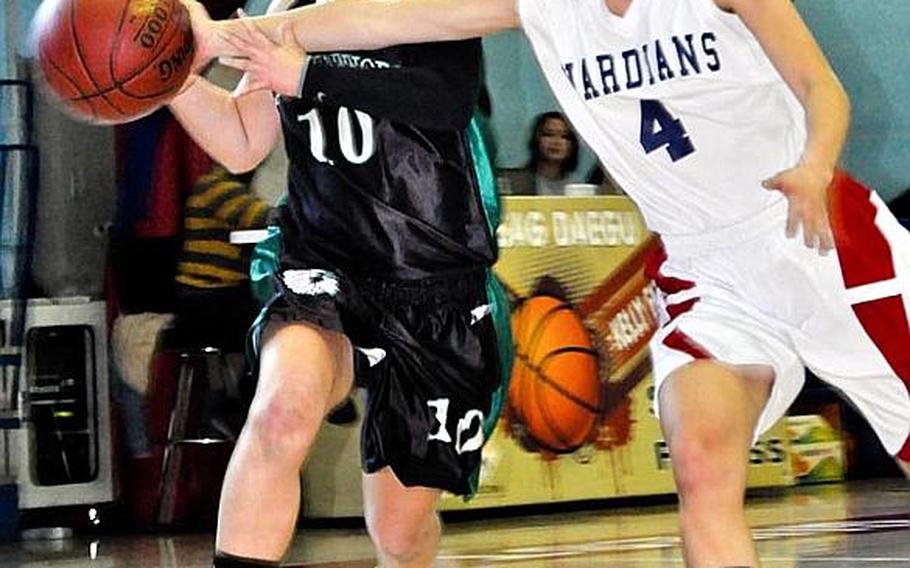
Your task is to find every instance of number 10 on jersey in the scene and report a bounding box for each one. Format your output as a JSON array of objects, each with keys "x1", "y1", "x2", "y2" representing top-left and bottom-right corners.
[{"x1": 298, "y1": 107, "x2": 377, "y2": 165}]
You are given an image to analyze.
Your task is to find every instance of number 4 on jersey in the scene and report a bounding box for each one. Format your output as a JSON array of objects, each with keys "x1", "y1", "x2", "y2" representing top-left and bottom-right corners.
[{"x1": 639, "y1": 100, "x2": 695, "y2": 162}]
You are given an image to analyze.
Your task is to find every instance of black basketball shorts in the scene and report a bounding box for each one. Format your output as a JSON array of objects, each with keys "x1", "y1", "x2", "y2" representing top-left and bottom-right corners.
[{"x1": 251, "y1": 265, "x2": 512, "y2": 496}]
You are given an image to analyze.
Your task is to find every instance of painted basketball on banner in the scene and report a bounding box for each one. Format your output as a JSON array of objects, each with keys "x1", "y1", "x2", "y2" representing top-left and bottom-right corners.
[
  {"x1": 497, "y1": 202, "x2": 662, "y2": 458},
  {"x1": 509, "y1": 295, "x2": 601, "y2": 453},
  {"x1": 436, "y1": 197, "x2": 792, "y2": 511}
]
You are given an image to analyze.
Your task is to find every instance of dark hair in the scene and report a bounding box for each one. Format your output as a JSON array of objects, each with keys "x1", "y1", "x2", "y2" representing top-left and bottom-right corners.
[{"x1": 526, "y1": 111, "x2": 579, "y2": 177}]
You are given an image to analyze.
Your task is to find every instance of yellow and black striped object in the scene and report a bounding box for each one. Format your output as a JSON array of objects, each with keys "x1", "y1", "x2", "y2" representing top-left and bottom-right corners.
[{"x1": 176, "y1": 166, "x2": 271, "y2": 289}]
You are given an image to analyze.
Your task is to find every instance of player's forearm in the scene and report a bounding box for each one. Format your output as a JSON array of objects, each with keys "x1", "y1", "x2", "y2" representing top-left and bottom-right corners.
[
  {"x1": 224, "y1": 0, "x2": 519, "y2": 52},
  {"x1": 303, "y1": 64, "x2": 477, "y2": 129},
  {"x1": 301, "y1": 40, "x2": 481, "y2": 130},
  {"x1": 168, "y1": 78, "x2": 277, "y2": 173},
  {"x1": 725, "y1": 0, "x2": 849, "y2": 178},
  {"x1": 798, "y1": 77, "x2": 850, "y2": 176}
]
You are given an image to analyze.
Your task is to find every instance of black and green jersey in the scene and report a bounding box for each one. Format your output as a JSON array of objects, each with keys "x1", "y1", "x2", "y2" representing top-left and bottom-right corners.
[
  {"x1": 274, "y1": 37, "x2": 498, "y2": 279},
  {"x1": 250, "y1": 12, "x2": 512, "y2": 496}
]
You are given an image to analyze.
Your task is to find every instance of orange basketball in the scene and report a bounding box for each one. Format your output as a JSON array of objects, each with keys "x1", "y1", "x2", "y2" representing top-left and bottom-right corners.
[
  {"x1": 509, "y1": 295, "x2": 601, "y2": 452},
  {"x1": 32, "y1": 0, "x2": 195, "y2": 124}
]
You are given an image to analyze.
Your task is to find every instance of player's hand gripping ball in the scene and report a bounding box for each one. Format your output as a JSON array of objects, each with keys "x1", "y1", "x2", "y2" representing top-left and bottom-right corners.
[{"x1": 31, "y1": 0, "x2": 195, "y2": 124}]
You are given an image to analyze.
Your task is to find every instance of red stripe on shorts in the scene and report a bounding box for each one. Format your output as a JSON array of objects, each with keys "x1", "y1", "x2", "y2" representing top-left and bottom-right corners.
[
  {"x1": 901, "y1": 431, "x2": 910, "y2": 461},
  {"x1": 645, "y1": 240, "x2": 696, "y2": 294},
  {"x1": 666, "y1": 297, "x2": 700, "y2": 322},
  {"x1": 646, "y1": 240, "x2": 712, "y2": 361},
  {"x1": 853, "y1": 298, "x2": 910, "y2": 461},
  {"x1": 662, "y1": 328, "x2": 712, "y2": 360},
  {"x1": 830, "y1": 171, "x2": 910, "y2": 459},
  {"x1": 830, "y1": 171, "x2": 896, "y2": 287}
]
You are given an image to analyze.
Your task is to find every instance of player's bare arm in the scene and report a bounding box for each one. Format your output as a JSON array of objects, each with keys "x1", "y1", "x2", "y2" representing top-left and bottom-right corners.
[
  {"x1": 186, "y1": 0, "x2": 518, "y2": 55},
  {"x1": 219, "y1": 14, "x2": 309, "y2": 98},
  {"x1": 168, "y1": 78, "x2": 280, "y2": 173},
  {"x1": 219, "y1": 23, "x2": 481, "y2": 131},
  {"x1": 720, "y1": 0, "x2": 850, "y2": 253},
  {"x1": 169, "y1": 1, "x2": 287, "y2": 173}
]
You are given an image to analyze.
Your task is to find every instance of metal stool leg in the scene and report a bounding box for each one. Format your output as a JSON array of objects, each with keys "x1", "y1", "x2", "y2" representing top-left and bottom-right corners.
[
  {"x1": 155, "y1": 349, "x2": 234, "y2": 526},
  {"x1": 156, "y1": 353, "x2": 195, "y2": 525}
]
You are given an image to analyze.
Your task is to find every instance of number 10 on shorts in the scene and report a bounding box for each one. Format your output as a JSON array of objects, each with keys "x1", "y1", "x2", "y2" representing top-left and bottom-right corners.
[{"x1": 427, "y1": 399, "x2": 485, "y2": 455}]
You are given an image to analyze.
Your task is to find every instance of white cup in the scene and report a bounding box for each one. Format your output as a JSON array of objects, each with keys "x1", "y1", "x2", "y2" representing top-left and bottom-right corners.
[{"x1": 564, "y1": 183, "x2": 599, "y2": 197}]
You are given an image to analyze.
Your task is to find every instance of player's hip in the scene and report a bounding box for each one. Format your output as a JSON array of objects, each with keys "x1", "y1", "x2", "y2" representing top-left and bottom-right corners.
[{"x1": 650, "y1": 172, "x2": 910, "y2": 336}]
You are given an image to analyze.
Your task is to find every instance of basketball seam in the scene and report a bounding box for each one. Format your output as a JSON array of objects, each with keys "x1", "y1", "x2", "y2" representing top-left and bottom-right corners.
[
  {"x1": 531, "y1": 368, "x2": 583, "y2": 454},
  {"x1": 524, "y1": 303, "x2": 574, "y2": 367},
  {"x1": 540, "y1": 346, "x2": 600, "y2": 359},
  {"x1": 512, "y1": 298, "x2": 600, "y2": 453},
  {"x1": 69, "y1": 0, "x2": 128, "y2": 116},
  {"x1": 530, "y1": 364, "x2": 574, "y2": 450},
  {"x1": 68, "y1": 83, "x2": 179, "y2": 103},
  {"x1": 537, "y1": 356, "x2": 601, "y2": 414},
  {"x1": 40, "y1": 43, "x2": 99, "y2": 120},
  {"x1": 512, "y1": 356, "x2": 535, "y2": 423},
  {"x1": 535, "y1": 382, "x2": 578, "y2": 451},
  {"x1": 514, "y1": 351, "x2": 600, "y2": 414},
  {"x1": 112, "y1": 0, "x2": 188, "y2": 99},
  {"x1": 513, "y1": 358, "x2": 584, "y2": 454},
  {"x1": 108, "y1": 0, "x2": 134, "y2": 97},
  {"x1": 523, "y1": 302, "x2": 594, "y2": 385},
  {"x1": 511, "y1": 302, "x2": 533, "y2": 428}
]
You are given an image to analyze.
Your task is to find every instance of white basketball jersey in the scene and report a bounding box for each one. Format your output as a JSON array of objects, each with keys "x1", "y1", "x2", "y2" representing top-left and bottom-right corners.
[{"x1": 518, "y1": 0, "x2": 807, "y2": 236}]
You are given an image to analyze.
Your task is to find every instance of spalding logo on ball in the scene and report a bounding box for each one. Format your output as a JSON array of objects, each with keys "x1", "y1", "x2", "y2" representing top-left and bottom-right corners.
[{"x1": 31, "y1": 0, "x2": 195, "y2": 124}]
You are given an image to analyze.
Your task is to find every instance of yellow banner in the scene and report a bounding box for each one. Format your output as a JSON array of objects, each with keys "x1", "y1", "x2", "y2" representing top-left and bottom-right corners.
[{"x1": 442, "y1": 196, "x2": 790, "y2": 510}]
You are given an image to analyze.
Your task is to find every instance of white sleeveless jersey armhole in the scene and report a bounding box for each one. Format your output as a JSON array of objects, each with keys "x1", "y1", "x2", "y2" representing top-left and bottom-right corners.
[{"x1": 517, "y1": 0, "x2": 807, "y2": 236}]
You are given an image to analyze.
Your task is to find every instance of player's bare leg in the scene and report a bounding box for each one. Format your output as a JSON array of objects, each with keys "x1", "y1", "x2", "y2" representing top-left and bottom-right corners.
[
  {"x1": 897, "y1": 459, "x2": 910, "y2": 480},
  {"x1": 363, "y1": 468, "x2": 442, "y2": 568},
  {"x1": 658, "y1": 360, "x2": 774, "y2": 568},
  {"x1": 216, "y1": 321, "x2": 354, "y2": 562}
]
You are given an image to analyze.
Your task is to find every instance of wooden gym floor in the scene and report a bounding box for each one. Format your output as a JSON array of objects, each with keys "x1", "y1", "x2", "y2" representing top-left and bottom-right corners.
[{"x1": 0, "y1": 478, "x2": 906, "y2": 567}]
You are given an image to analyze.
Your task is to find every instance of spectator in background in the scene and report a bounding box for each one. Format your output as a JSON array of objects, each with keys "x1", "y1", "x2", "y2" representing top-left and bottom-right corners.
[
  {"x1": 171, "y1": 164, "x2": 274, "y2": 442},
  {"x1": 108, "y1": 0, "x2": 265, "y2": 528},
  {"x1": 172, "y1": 165, "x2": 271, "y2": 353},
  {"x1": 500, "y1": 111, "x2": 578, "y2": 195},
  {"x1": 111, "y1": 154, "x2": 283, "y2": 453}
]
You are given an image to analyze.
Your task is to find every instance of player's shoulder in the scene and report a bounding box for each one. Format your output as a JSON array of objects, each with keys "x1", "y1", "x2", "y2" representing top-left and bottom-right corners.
[{"x1": 712, "y1": 0, "x2": 742, "y2": 13}]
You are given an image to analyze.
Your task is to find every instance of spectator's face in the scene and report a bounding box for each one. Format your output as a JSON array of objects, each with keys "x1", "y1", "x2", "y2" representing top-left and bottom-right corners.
[{"x1": 538, "y1": 118, "x2": 572, "y2": 164}]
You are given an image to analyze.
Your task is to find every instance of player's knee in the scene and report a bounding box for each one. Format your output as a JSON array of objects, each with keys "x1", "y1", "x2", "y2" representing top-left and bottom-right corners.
[
  {"x1": 245, "y1": 389, "x2": 321, "y2": 461},
  {"x1": 369, "y1": 524, "x2": 422, "y2": 562},
  {"x1": 669, "y1": 433, "x2": 740, "y2": 497},
  {"x1": 367, "y1": 511, "x2": 438, "y2": 563}
]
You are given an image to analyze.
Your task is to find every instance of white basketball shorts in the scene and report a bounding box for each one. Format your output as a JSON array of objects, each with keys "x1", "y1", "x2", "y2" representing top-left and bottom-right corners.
[{"x1": 648, "y1": 172, "x2": 910, "y2": 460}]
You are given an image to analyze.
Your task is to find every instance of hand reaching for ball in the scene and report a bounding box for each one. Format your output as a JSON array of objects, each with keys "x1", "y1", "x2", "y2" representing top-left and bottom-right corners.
[
  {"x1": 219, "y1": 12, "x2": 309, "y2": 98},
  {"x1": 177, "y1": 0, "x2": 224, "y2": 74}
]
